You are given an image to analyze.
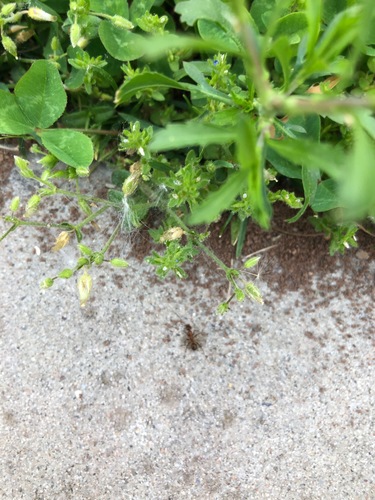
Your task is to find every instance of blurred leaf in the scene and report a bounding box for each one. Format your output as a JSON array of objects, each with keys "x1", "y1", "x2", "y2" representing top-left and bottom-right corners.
[
  {"x1": 236, "y1": 117, "x2": 271, "y2": 229},
  {"x1": 183, "y1": 61, "x2": 234, "y2": 104},
  {"x1": 149, "y1": 122, "x2": 236, "y2": 151},
  {"x1": 189, "y1": 169, "x2": 248, "y2": 224},
  {"x1": 175, "y1": 0, "x2": 232, "y2": 28},
  {"x1": 287, "y1": 165, "x2": 320, "y2": 222},
  {"x1": 340, "y1": 125, "x2": 375, "y2": 219},
  {"x1": 267, "y1": 138, "x2": 344, "y2": 180},
  {"x1": 273, "y1": 12, "x2": 308, "y2": 44},
  {"x1": 305, "y1": 0, "x2": 322, "y2": 56}
]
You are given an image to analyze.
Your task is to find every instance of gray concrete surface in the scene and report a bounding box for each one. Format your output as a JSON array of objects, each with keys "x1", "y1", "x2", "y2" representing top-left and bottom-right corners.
[{"x1": 0, "y1": 159, "x2": 374, "y2": 499}]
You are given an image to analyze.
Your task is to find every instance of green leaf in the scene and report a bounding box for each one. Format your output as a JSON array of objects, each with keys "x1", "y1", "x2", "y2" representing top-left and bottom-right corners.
[
  {"x1": 90, "y1": 0, "x2": 129, "y2": 17},
  {"x1": 273, "y1": 12, "x2": 308, "y2": 44},
  {"x1": 183, "y1": 61, "x2": 233, "y2": 104},
  {"x1": 14, "y1": 60, "x2": 67, "y2": 129},
  {"x1": 129, "y1": 0, "x2": 154, "y2": 23},
  {"x1": 267, "y1": 138, "x2": 344, "y2": 180},
  {"x1": 287, "y1": 164, "x2": 320, "y2": 222},
  {"x1": 115, "y1": 72, "x2": 188, "y2": 105},
  {"x1": 311, "y1": 179, "x2": 342, "y2": 212},
  {"x1": 98, "y1": 20, "x2": 145, "y2": 61},
  {"x1": 305, "y1": 0, "x2": 322, "y2": 56},
  {"x1": 197, "y1": 19, "x2": 240, "y2": 52},
  {"x1": 340, "y1": 125, "x2": 375, "y2": 219},
  {"x1": 149, "y1": 122, "x2": 236, "y2": 152},
  {"x1": 189, "y1": 169, "x2": 248, "y2": 225},
  {"x1": 175, "y1": 0, "x2": 232, "y2": 28},
  {"x1": 310, "y1": 6, "x2": 361, "y2": 67},
  {"x1": 236, "y1": 117, "x2": 271, "y2": 229},
  {"x1": 0, "y1": 90, "x2": 34, "y2": 135},
  {"x1": 39, "y1": 129, "x2": 94, "y2": 168}
]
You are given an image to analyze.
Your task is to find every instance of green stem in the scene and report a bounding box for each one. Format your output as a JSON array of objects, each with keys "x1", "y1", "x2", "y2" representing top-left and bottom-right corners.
[
  {"x1": 0, "y1": 222, "x2": 19, "y2": 243},
  {"x1": 102, "y1": 221, "x2": 122, "y2": 254},
  {"x1": 75, "y1": 204, "x2": 111, "y2": 230}
]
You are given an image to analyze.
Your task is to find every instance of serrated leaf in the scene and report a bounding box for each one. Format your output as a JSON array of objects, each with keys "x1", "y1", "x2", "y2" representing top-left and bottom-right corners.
[
  {"x1": 0, "y1": 90, "x2": 34, "y2": 135},
  {"x1": 15, "y1": 60, "x2": 67, "y2": 128},
  {"x1": 39, "y1": 129, "x2": 93, "y2": 168},
  {"x1": 98, "y1": 20, "x2": 145, "y2": 61}
]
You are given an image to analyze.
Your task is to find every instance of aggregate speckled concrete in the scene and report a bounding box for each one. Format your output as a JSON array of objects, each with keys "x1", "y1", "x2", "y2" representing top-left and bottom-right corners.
[{"x1": 0, "y1": 160, "x2": 374, "y2": 499}]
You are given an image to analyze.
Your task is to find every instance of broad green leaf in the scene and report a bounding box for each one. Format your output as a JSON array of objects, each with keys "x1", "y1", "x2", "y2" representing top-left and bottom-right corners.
[
  {"x1": 197, "y1": 19, "x2": 240, "y2": 53},
  {"x1": 115, "y1": 73, "x2": 189, "y2": 105},
  {"x1": 267, "y1": 138, "x2": 344, "y2": 180},
  {"x1": 266, "y1": 146, "x2": 302, "y2": 178},
  {"x1": 236, "y1": 117, "x2": 271, "y2": 229},
  {"x1": 98, "y1": 20, "x2": 145, "y2": 61},
  {"x1": 90, "y1": 0, "x2": 129, "y2": 17},
  {"x1": 311, "y1": 179, "x2": 342, "y2": 212},
  {"x1": 0, "y1": 90, "x2": 34, "y2": 135},
  {"x1": 150, "y1": 122, "x2": 236, "y2": 152},
  {"x1": 273, "y1": 12, "x2": 308, "y2": 44},
  {"x1": 340, "y1": 126, "x2": 375, "y2": 219},
  {"x1": 129, "y1": 0, "x2": 154, "y2": 23},
  {"x1": 14, "y1": 60, "x2": 66, "y2": 129},
  {"x1": 39, "y1": 129, "x2": 94, "y2": 168},
  {"x1": 175, "y1": 0, "x2": 232, "y2": 28},
  {"x1": 250, "y1": 0, "x2": 278, "y2": 33},
  {"x1": 189, "y1": 169, "x2": 248, "y2": 225}
]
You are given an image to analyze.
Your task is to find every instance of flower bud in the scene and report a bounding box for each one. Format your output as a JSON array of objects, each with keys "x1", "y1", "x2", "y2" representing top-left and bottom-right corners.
[
  {"x1": 111, "y1": 15, "x2": 134, "y2": 30},
  {"x1": 15, "y1": 156, "x2": 34, "y2": 178},
  {"x1": 52, "y1": 231, "x2": 71, "y2": 252},
  {"x1": 76, "y1": 166, "x2": 90, "y2": 177},
  {"x1": 9, "y1": 196, "x2": 20, "y2": 212},
  {"x1": 51, "y1": 36, "x2": 59, "y2": 52},
  {"x1": 160, "y1": 227, "x2": 185, "y2": 243},
  {"x1": 77, "y1": 270, "x2": 92, "y2": 307},
  {"x1": 58, "y1": 268, "x2": 74, "y2": 279},
  {"x1": 27, "y1": 8, "x2": 57, "y2": 22},
  {"x1": 1, "y1": 3, "x2": 16, "y2": 16},
  {"x1": 110, "y1": 258, "x2": 129, "y2": 268},
  {"x1": 245, "y1": 282, "x2": 263, "y2": 304},
  {"x1": 1, "y1": 34, "x2": 17, "y2": 58},
  {"x1": 243, "y1": 256, "x2": 260, "y2": 269},
  {"x1": 70, "y1": 23, "x2": 81, "y2": 47},
  {"x1": 41, "y1": 277, "x2": 54, "y2": 289},
  {"x1": 24, "y1": 194, "x2": 41, "y2": 217}
]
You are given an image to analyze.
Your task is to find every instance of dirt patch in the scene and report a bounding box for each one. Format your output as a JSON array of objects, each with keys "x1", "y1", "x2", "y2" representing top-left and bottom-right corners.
[{"x1": 1, "y1": 152, "x2": 374, "y2": 304}]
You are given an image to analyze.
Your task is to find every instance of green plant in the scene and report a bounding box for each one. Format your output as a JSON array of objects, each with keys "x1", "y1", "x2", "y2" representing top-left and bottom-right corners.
[{"x1": 1, "y1": 0, "x2": 374, "y2": 310}]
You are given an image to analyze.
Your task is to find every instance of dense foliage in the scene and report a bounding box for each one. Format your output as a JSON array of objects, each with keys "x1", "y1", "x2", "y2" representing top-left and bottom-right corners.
[{"x1": 0, "y1": 0, "x2": 374, "y2": 310}]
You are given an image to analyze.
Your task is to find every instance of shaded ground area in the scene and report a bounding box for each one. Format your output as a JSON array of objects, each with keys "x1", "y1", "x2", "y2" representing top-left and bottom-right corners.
[{"x1": 0, "y1": 154, "x2": 374, "y2": 499}]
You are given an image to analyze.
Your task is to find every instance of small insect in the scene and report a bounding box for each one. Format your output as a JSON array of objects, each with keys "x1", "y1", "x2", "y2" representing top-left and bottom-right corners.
[{"x1": 183, "y1": 323, "x2": 202, "y2": 351}]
